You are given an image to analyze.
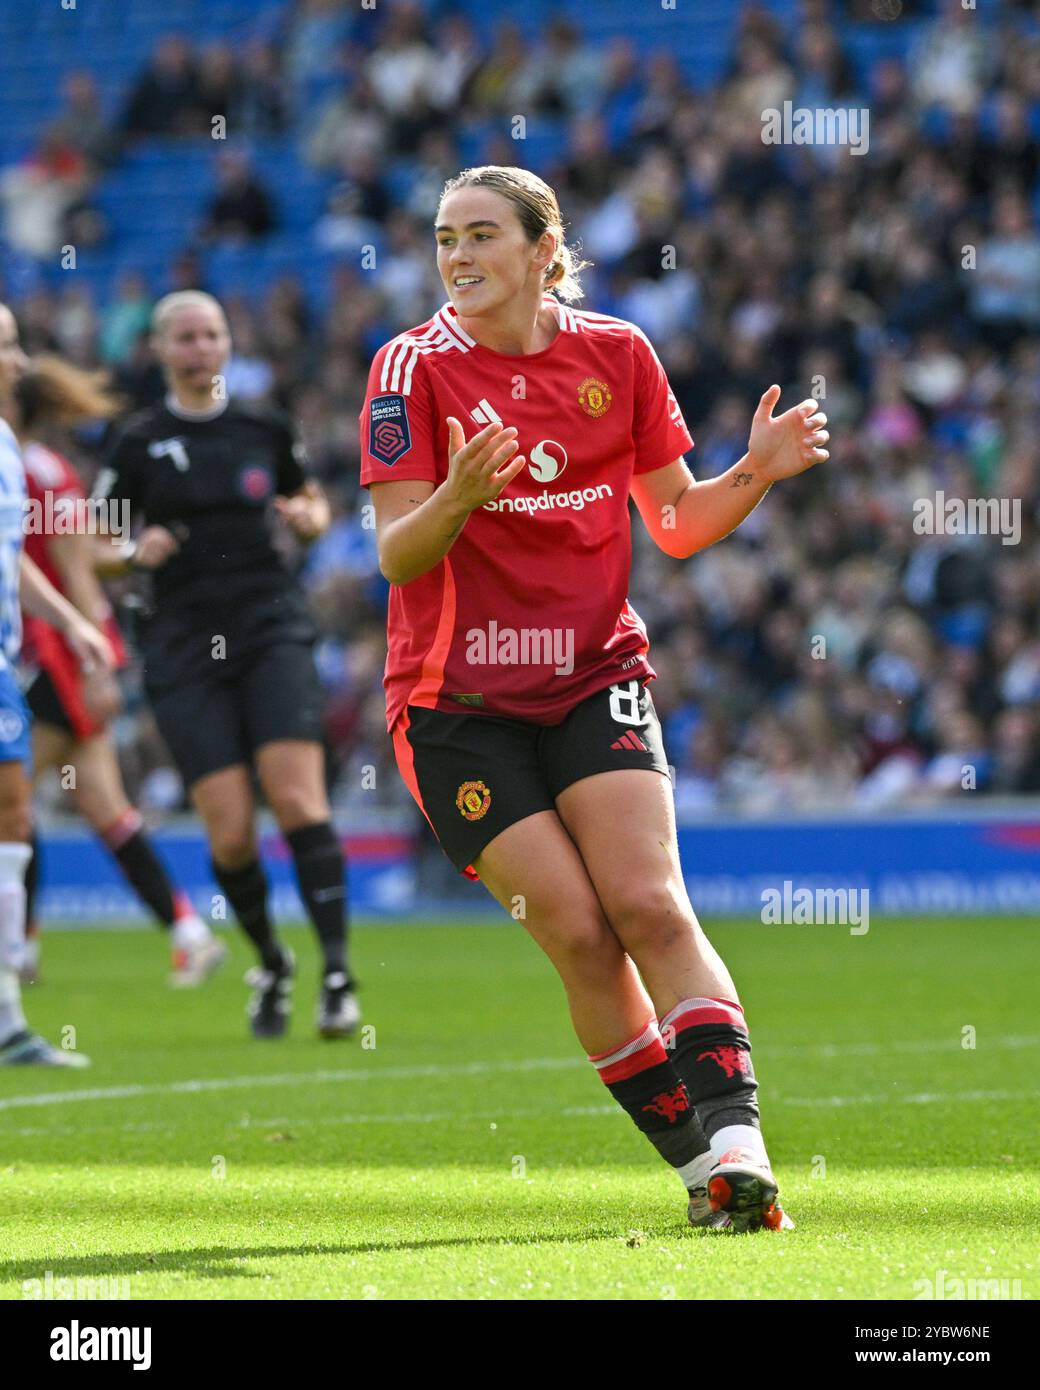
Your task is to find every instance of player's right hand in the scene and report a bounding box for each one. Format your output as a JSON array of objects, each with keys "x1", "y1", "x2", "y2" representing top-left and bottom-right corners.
[
  {"x1": 64, "y1": 615, "x2": 116, "y2": 674},
  {"x1": 444, "y1": 417, "x2": 526, "y2": 513},
  {"x1": 132, "y1": 525, "x2": 181, "y2": 569}
]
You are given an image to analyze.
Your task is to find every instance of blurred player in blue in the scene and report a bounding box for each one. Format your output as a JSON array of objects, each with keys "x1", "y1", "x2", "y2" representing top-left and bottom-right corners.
[{"x1": 0, "y1": 301, "x2": 115, "y2": 1066}]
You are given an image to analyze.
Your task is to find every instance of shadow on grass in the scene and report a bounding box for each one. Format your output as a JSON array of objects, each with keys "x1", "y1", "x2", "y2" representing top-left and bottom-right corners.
[{"x1": 0, "y1": 1221, "x2": 703, "y2": 1285}]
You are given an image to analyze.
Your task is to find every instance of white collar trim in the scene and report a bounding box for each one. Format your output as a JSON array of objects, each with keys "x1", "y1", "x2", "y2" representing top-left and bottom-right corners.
[
  {"x1": 165, "y1": 391, "x2": 229, "y2": 422},
  {"x1": 440, "y1": 294, "x2": 570, "y2": 335}
]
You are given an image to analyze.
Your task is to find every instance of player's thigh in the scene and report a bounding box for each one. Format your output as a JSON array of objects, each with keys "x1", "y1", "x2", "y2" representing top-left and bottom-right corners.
[
  {"x1": 0, "y1": 759, "x2": 31, "y2": 841},
  {"x1": 473, "y1": 809, "x2": 626, "y2": 976},
  {"x1": 148, "y1": 670, "x2": 250, "y2": 791},
  {"x1": 392, "y1": 705, "x2": 554, "y2": 880},
  {"x1": 543, "y1": 682, "x2": 695, "y2": 952},
  {"x1": 31, "y1": 722, "x2": 74, "y2": 780},
  {"x1": 554, "y1": 767, "x2": 695, "y2": 957},
  {"x1": 254, "y1": 739, "x2": 329, "y2": 829},
  {"x1": 391, "y1": 705, "x2": 622, "y2": 968},
  {"x1": 25, "y1": 671, "x2": 77, "y2": 773},
  {"x1": 190, "y1": 765, "x2": 257, "y2": 866},
  {"x1": 67, "y1": 734, "x2": 131, "y2": 828},
  {"x1": 241, "y1": 642, "x2": 324, "y2": 776}
]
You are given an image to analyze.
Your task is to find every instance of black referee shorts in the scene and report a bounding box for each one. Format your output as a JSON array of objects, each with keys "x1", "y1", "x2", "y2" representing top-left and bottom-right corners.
[
  {"x1": 392, "y1": 680, "x2": 670, "y2": 876},
  {"x1": 148, "y1": 640, "x2": 325, "y2": 787}
]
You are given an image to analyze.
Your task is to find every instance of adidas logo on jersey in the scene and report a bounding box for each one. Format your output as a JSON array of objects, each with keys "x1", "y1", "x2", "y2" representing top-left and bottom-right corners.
[
  {"x1": 469, "y1": 398, "x2": 503, "y2": 427},
  {"x1": 611, "y1": 730, "x2": 648, "y2": 752}
]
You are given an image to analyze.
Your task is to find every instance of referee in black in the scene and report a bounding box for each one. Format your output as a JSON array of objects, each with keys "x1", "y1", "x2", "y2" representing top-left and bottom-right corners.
[{"x1": 94, "y1": 291, "x2": 358, "y2": 1040}]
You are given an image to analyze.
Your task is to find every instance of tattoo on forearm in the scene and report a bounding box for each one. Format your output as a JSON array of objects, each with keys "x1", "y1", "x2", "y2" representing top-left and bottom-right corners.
[{"x1": 731, "y1": 471, "x2": 755, "y2": 487}]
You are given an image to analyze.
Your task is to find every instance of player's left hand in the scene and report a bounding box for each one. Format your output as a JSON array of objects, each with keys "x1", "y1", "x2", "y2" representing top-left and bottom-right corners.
[
  {"x1": 274, "y1": 485, "x2": 329, "y2": 541},
  {"x1": 747, "y1": 386, "x2": 829, "y2": 483},
  {"x1": 63, "y1": 615, "x2": 116, "y2": 674}
]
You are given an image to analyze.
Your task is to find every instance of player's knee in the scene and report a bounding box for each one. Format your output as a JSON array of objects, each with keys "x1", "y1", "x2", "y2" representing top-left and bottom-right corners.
[
  {"x1": 606, "y1": 885, "x2": 694, "y2": 955},
  {"x1": 0, "y1": 790, "x2": 31, "y2": 844},
  {"x1": 543, "y1": 908, "x2": 623, "y2": 977},
  {"x1": 0, "y1": 816, "x2": 30, "y2": 843},
  {"x1": 72, "y1": 785, "x2": 115, "y2": 830},
  {"x1": 268, "y1": 785, "x2": 324, "y2": 831},
  {"x1": 208, "y1": 825, "x2": 255, "y2": 868}
]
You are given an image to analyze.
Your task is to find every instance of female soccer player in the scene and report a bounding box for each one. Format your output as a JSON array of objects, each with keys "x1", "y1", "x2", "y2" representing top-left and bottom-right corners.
[
  {"x1": 362, "y1": 167, "x2": 829, "y2": 1231},
  {"x1": 7, "y1": 356, "x2": 225, "y2": 987},
  {"x1": 94, "y1": 292, "x2": 359, "y2": 1040},
  {"x1": 0, "y1": 301, "x2": 114, "y2": 1067}
]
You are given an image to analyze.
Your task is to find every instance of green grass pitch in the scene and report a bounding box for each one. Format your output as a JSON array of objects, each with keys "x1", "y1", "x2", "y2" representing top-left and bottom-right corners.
[{"x1": 1, "y1": 917, "x2": 1036, "y2": 1301}]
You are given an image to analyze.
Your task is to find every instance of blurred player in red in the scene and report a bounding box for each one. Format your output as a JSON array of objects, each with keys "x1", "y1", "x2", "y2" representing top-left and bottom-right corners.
[
  {"x1": 9, "y1": 357, "x2": 225, "y2": 986},
  {"x1": 362, "y1": 167, "x2": 830, "y2": 1232},
  {"x1": 0, "y1": 303, "x2": 114, "y2": 1068}
]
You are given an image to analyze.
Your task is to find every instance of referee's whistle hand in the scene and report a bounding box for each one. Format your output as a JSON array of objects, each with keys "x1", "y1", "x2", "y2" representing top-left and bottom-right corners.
[
  {"x1": 133, "y1": 525, "x2": 181, "y2": 569},
  {"x1": 273, "y1": 492, "x2": 328, "y2": 540}
]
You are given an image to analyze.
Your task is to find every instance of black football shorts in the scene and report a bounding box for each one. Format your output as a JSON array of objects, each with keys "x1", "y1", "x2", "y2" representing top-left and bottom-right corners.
[
  {"x1": 24, "y1": 667, "x2": 76, "y2": 736},
  {"x1": 392, "y1": 679, "x2": 670, "y2": 876},
  {"x1": 148, "y1": 639, "x2": 325, "y2": 787}
]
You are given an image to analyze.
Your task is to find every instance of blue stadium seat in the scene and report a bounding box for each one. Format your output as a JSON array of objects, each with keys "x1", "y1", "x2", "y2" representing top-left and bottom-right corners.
[{"x1": 0, "y1": 0, "x2": 1015, "y2": 309}]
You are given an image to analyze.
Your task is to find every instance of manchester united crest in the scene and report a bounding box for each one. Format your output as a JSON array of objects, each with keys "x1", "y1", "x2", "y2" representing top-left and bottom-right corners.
[
  {"x1": 578, "y1": 376, "x2": 613, "y2": 418},
  {"x1": 456, "y1": 780, "x2": 491, "y2": 821}
]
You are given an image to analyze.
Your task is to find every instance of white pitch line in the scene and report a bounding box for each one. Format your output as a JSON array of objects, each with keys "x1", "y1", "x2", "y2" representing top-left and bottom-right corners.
[
  {"x1": 0, "y1": 1056, "x2": 583, "y2": 1113},
  {"x1": 2, "y1": 1035, "x2": 1036, "y2": 1117},
  {"x1": 6, "y1": 1087, "x2": 1032, "y2": 1141},
  {"x1": 778, "y1": 1088, "x2": 1033, "y2": 1109},
  {"x1": 8, "y1": 1102, "x2": 621, "y2": 1141},
  {"x1": 765, "y1": 1034, "x2": 1040, "y2": 1059}
]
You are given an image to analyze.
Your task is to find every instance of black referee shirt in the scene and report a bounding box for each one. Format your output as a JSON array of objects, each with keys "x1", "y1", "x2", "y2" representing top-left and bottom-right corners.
[{"x1": 94, "y1": 396, "x2": 316, "y2": 679}]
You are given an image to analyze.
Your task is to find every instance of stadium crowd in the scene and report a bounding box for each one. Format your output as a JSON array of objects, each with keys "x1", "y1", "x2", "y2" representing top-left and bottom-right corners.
[{"x1": 2, "y1": 0, "x2": 1039, "y2": 829}]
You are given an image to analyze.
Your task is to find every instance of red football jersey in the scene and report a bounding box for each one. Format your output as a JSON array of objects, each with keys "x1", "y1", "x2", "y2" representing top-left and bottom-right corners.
[
  {"x1": 21, "y1": 441, "x2": 127, "y2": 670},
  {"x1": 22, "y1": 442, "x2": 80, "y2": 592},
  {"x1": 360, "y1": 295, "x2": 694, "y2": 728}
]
